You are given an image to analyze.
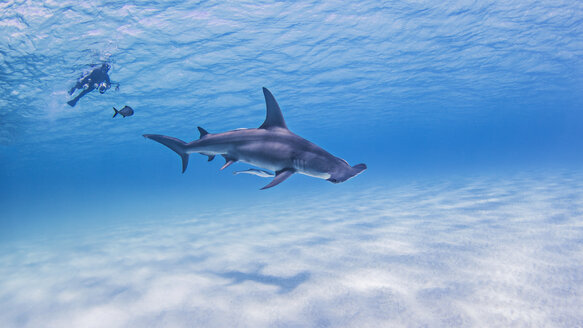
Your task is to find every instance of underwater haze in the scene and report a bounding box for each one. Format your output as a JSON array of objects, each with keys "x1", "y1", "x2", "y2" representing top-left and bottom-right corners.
[{"x1": 1, "y1": 0, "x2": 583, "y2": 327}]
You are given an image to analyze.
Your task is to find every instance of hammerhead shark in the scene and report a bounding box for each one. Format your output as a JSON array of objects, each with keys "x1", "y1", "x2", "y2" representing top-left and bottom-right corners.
[{"x1": 143, "y1": 88, "x2": 367, "y2": 189}]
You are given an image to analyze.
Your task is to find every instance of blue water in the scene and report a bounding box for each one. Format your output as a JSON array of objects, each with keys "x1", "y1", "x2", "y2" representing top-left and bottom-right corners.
[{"x1": 1, "y1": 1, "x2": 583, "y2": 327}]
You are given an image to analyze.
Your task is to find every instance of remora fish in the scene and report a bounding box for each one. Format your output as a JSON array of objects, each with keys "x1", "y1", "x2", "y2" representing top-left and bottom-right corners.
[
  {"x1": 113, "y1": 105, "x2": 134, "y2": 118},
  {"x1": 143, "y1": 88, "x2": 366, "y2": 189},
  {"x1": 233, "y1": 169, "x2": 274, "y2": 178}
]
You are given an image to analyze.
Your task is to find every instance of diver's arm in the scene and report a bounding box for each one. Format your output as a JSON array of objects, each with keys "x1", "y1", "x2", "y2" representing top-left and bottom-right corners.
[{"x1": 79, "y1": 75, "x2": 91, "y2": 86}]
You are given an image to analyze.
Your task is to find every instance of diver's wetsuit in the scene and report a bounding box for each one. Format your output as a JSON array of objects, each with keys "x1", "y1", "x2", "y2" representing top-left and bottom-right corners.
[{"x1": 67, "y1": 63, "x2": 111, "y2": 107}]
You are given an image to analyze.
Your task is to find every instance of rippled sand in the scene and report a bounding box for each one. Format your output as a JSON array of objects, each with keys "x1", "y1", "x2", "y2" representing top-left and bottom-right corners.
[{"x1": 1, "y1": 172, "x2": 581, "y2": 327}]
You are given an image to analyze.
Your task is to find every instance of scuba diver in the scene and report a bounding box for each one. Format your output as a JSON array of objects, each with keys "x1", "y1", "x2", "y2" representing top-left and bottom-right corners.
[{"x1": 67, "y1": 63, "x2": 116, "y2": 107}]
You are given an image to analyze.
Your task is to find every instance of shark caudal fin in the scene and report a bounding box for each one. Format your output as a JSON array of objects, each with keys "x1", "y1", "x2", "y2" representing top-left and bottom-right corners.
[
  {"x1": 143, "y1": 134, "x2": 189, "y2": 173},
  {"x1": 112, "y1": 107, "x2": 119, "y2": 118}
]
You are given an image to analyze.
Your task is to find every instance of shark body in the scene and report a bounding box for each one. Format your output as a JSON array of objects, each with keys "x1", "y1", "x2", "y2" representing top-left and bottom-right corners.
[{"x1": 143, "y1": 88, "x2": 366, "y2": 189}]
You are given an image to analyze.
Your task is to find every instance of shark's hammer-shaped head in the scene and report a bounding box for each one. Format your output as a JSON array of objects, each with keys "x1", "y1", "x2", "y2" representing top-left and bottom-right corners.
[{"x1": 326, "y1": 158, "x2": 367, "y2": 184}]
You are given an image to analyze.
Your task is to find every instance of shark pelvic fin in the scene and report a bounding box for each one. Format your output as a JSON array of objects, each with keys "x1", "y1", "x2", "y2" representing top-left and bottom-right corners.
[
  {"x1": 220, "y1": 155, "x2": 237, "y2": 170},
  {"x1": 221, "y1": 160, "x2": 235, "y2": 170},
  {"x1": 197, "y1": 126, "x2": 209, "y2": 138},
  {"x1": 260, "y1": 168, "x2": 294, "y2": 190},
  {"x1": 259, "y1": 87, "x2": 288, "y2": 130}
]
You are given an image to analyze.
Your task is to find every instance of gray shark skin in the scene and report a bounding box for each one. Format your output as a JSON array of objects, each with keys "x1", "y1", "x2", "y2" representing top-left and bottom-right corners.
[{"x1": 143, "y1": 88, "x2": 367, "y2": 189}]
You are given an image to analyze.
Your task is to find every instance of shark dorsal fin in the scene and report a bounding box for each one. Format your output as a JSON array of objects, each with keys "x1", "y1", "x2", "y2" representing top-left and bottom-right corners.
[
  {"x1": 259, "y1": 87, "x2": 288, "y2": 130},
  {"x1": 198, "y1": 126, "x2": 209, "y2": 138}
]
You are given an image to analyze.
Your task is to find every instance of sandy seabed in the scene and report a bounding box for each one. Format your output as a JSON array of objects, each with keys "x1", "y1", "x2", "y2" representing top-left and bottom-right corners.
[{"x1": 1, "y1": 172, "x2": 582, "y2": 327}]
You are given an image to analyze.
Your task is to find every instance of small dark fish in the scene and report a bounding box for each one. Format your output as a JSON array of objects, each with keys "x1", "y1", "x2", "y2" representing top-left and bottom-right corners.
[{"x1": 113, "y1": 105, "x2": 134, "y2": 118}]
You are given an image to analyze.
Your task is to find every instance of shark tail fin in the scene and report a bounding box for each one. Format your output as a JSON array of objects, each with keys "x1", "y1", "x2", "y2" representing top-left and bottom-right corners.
[
  {"x1": 113, "y1": 107, "x2": 119, "y2": 118},
  {"x1": 143, "y1": 134, "x2": 189, "y2": 173}
]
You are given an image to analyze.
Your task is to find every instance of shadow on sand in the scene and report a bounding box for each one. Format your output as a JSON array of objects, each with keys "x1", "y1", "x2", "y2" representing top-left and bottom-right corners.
[{"x1": 216, "y1": 269, "x2": 311, "y2": 294}]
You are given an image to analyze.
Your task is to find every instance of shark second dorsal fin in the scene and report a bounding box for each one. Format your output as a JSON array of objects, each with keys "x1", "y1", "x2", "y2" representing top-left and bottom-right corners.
[
  {"x1": 198, "y1": 126, "x2": 209, "y2": 138},
  {"x1": 259, "y1": 87, "x2": 288, "y2": 130}
]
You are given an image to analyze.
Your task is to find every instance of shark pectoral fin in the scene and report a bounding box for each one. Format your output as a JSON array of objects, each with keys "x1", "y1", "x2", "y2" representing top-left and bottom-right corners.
[{"x1": 260, "y1": 169, "x2": 294, "y2": 190}]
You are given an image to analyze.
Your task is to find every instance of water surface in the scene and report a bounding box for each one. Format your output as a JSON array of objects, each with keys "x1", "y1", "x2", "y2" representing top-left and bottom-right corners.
[{"x1": 1, "y1": 1, "x2": 582, "y2": 327}]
